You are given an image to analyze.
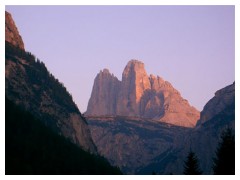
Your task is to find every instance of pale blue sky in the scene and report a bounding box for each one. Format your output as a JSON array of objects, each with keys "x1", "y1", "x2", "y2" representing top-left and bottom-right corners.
[{"x1": 5, "y1": 5, "x2": 235, "y2": 112}]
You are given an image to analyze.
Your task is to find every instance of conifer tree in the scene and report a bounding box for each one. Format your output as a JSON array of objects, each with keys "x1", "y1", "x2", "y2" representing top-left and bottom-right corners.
[
  {"x1": 183, "y1": 151, "x2": 202, "y2": 175},
  {"x1": 212, "y1": 128, "x2": 235, "y2": 175}
]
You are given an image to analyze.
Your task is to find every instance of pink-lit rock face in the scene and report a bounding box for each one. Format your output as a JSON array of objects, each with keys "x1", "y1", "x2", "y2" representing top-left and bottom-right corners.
[
  {"x1": 86, "y1": 59, "x2": 200, "y2": 127},
  {"x1": 117, "y1": 60, "x2": 151, "y2": 116},
  {"x1": 5, "y1": 11, "x2": 25, "y2": 50},
  {"x1": 86, "y1": 68, "x2": 121, "y2": 116}
]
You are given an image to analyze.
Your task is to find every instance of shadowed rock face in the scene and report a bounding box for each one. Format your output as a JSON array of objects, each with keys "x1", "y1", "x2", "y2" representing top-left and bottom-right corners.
[
  {"x1": 88, "y1": 117, "x2": 190, "y2": 174},
  {"x1": 5, "y1": 11, "x2": 97, "y2": 153},
  {"x1": 87, "y1": 69, "x2": 121, "y2": 116},
  {"x1": 5, "y1": 11, "x2": 25, "y2": 50},
  {"x1": 86, "y1": 59, "x2": 200, "y2": 127},
  {"x1": 197, "y1": 82, "x2": 235, "y2": 126},
  {"x1": 87, "y1": 83, "x2": 235, "y2": 174}
]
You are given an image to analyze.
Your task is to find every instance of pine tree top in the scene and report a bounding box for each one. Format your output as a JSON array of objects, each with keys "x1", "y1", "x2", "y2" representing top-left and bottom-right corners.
[{"x1": 183, "y1": 151, "x2": 202, "y2": 175}]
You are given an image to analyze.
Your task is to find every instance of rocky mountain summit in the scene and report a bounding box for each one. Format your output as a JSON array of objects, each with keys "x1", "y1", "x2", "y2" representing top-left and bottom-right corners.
[
  {"x1": 87, "y1": 69, "x2": 121, "y2": 116},
  {"x1": 5, "y1": 11, "x2": 96, "y2": 153},
  {"x1": 5, "y1": 11, "x2": 24, "y2": 50},
  {"x1": 87, "y1": 82, "x2": 235, "y2": 174},
  {"x1": 86, "y1": 60, "x2": 200, "y2": 127}
]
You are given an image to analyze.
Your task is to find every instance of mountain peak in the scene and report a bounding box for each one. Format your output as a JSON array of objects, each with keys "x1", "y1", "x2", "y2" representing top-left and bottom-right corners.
[
  {"x1": 86, "y1": 68, "x2": 121, "y2": 116},
  {"x1": 87, "y1": 60, "x2": 200, "y2": 127},
  {"x1": 101, "y1": 68, "x2": 111, "y2": 74},
  {"x1": 127, "y1": 59, "x2": 144, "y2": 66},
  {"x1": 98, "y1": 68, "x2": 118, "y2": 80},
  {"x1": 123, "y1": 59, "x2": 146, "y2": 77},
  {"x1": 5, "y1": 11, "x2": 25, "y2": 50},
  {"x1": 118, "y1": 59, "x2": 151, "y2": 115}
]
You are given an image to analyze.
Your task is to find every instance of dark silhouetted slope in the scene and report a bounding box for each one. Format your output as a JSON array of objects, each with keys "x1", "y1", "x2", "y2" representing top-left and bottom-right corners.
[
  {"x1": 5, "y1": 97, "x2": 122, "y2": 175},
  {"x1": 5, "y1": 10, "x2": 96, "y2": 153}
]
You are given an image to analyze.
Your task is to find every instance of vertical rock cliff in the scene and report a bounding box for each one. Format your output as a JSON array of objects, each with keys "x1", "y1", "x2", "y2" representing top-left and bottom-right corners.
[
  {"x1": 86, "y1": 59, "x2": 200, "y2": 127},
  {"x1": 86, "y1": 69, "x2": 121, "y2": 116},
  {"x1": 197, "y1": 82, "x2": 235, "y2": 126},
  {"x1": 5, "y1": 11, "x2": 97, "y2": 153},
  {"x1": 117, "y1": 60, "x2": 151, "y2": 116},
  {"x1": 5, "y1": 11, "x2": 25, "y2": 50}
]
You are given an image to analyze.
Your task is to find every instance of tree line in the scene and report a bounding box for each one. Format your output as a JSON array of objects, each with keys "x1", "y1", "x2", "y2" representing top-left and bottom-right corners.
[{"x1": 183, "y1": 128, "x2": 235, "y2": 175}]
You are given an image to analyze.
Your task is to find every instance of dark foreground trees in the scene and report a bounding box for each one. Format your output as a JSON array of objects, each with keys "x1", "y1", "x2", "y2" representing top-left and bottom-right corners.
[
  {"x1": 5, "y1": 97, "x2": 122, "y2": 175},
  {"x1": 183, "y1": 151, "x2": 202, "y2": 175},
  {"x1": 212, "y1": 128, "x2": 235, "y2": 175}
]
